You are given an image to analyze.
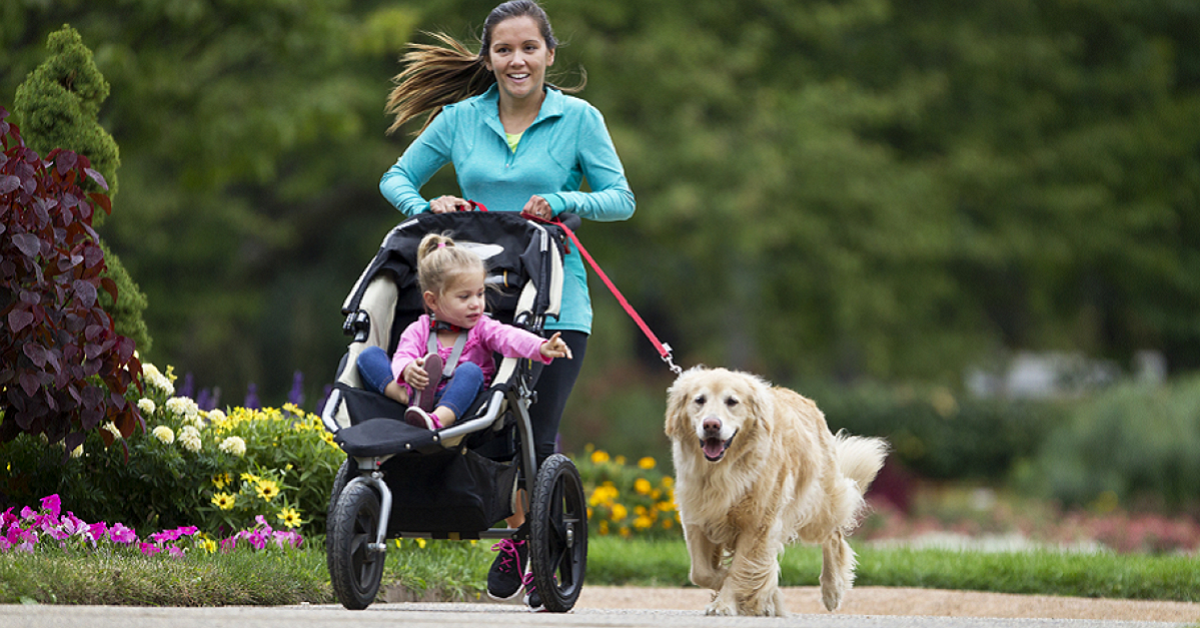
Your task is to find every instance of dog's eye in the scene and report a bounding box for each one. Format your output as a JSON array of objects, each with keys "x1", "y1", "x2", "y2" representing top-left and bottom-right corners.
[
  {"x1": 725, "y1": 397, "x2": 739, "y2": 408},
  {"x1": 694, "y1": 395, "x2": 706, "y2": 406}
]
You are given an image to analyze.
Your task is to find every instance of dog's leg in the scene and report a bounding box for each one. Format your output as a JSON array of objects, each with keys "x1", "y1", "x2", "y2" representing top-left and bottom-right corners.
[
  {"x1": 720, "y1": 528, "x2": 787, "y2": 614},
  {"x1": 819, "y1": 530, "x2": 856, "y2": 611},
  {"x1": 684, "y1": 525, "x2": 727, "y2": 591}
]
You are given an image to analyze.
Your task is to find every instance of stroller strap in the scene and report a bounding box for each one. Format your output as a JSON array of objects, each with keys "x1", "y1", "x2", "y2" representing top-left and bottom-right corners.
[{"x1": 428, "y1": 329, "x2": 468, "y2": 378}]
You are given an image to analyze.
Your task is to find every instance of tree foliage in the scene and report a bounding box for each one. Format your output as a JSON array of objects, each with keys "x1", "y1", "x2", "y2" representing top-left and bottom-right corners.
[
  {"x1": 2, "y1": 0, "x2": 1199, "y2": 404},
  {"x1": 0, "y1": 107, "x2": 143, "y2": 450}
]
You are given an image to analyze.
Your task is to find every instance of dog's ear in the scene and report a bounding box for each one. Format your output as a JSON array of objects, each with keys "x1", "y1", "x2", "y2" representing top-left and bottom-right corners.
[
  {"x1": 742, "y1": 372, "x2": 775, "y2": 438},
  {"x1": 664, "y1": 367, "x2": 701, "y2": 440}
]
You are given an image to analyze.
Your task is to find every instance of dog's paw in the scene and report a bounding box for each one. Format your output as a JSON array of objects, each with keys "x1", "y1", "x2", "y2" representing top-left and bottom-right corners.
[
  {"x1": 705, "y1": 590, "x2": 739, "y2": 616},
  {"x1": 820, "y1": 583, "x2": 844, "y2": 612}
]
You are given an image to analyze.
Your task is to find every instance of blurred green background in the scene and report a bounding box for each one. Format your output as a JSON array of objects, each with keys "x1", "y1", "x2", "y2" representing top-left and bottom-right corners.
[{"x1": 4, "y1": 0, "x2": 1199, "y2": 483}]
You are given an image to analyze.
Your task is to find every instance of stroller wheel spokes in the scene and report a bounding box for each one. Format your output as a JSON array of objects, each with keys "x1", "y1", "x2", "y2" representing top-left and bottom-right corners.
[
  {"x1": 529, "y1": 453, "x2": 588, "y2": 612},
  {"x1": 329, "y1": 482, "x2": 386, "y2": 610}
]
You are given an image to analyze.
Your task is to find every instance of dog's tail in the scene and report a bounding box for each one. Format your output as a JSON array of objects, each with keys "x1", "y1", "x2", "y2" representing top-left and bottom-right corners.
[{"x1": 834, "y1": 431, "x2": 888, "y2": 495}]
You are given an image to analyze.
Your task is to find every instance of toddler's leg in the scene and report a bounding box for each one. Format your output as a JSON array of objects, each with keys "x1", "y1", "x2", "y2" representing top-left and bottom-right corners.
[
  {"x1": 355, "y1": 346, "x2": 407, "y2": 404},
  {"x1": 432, "y1": 362, "x2": 484, "y2": 427}
]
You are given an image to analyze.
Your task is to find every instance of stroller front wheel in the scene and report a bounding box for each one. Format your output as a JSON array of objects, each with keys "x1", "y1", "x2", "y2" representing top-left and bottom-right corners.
[
  {"x1": 528, "y1": 453, "x2": 588, "y2": 612},
  {"x1": 328, "y1": 480, "x2": 385, "y2": 609}
]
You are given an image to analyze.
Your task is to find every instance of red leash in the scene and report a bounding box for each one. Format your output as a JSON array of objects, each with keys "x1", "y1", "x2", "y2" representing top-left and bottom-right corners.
[{"x1": 524, "y1": 212, "x2": 682, "y2": 375}]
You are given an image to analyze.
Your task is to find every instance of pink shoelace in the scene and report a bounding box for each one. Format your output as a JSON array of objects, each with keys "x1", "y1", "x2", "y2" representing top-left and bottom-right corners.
[{"x1": 490, "y1": 539, "x2": 526, "y2": 574}]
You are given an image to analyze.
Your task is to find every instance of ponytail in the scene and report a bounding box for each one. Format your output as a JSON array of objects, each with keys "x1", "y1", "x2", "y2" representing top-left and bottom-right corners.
[{"x1": 385, "y1": 32, "x2": 494, "y2": 136}]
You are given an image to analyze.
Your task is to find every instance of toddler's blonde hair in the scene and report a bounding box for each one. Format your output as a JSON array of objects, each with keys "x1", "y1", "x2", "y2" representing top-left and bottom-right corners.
[{"x1": 416, "y1": 232, "x2": 486, "y2": 296}]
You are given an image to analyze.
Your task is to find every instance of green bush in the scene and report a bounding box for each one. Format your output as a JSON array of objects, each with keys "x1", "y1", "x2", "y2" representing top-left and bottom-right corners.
[
  {"x1": 800, "y1": 381, "x2": 1068, "y2": 481},
  {"x1": 1019, "y1": 376, "x2": 1200, "y2": 512}
]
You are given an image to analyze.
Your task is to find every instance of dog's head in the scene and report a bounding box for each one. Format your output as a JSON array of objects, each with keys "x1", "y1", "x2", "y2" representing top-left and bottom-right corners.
[{"x1": 665, "y1": 366, "x2": 773, "y2": 463}]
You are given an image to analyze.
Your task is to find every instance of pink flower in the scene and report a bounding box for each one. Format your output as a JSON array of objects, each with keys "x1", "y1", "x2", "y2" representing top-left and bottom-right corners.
[
  {"x1": 40, "y1": 494, "x2": 61, "y2": 518},
  {"x1": 139, "y1": 542, "x2": 162, "y2": 556},
  {"x1": 108, "y1": 522, "x2": 138, "y2": 545},
  {"x1": 168, "y1": 546, "x2": 184, "y2": 558},
  {"x1": 87, "y1": 522, "x2": 108, "y2": 543}
]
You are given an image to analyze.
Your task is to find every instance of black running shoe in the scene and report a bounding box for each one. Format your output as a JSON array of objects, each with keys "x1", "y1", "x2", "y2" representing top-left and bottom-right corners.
[{"x1": 486, "y1": 539, "x2": 528, "y2": 601}]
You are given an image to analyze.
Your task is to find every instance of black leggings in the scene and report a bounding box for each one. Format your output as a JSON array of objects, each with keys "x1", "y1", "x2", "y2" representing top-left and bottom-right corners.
[{"x1": 527, "y1": 330, "x2": 588, "y2": 467}]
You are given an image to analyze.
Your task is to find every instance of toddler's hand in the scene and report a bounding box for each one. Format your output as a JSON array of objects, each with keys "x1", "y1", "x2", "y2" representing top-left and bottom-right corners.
[
  {"x1": 540, "y1": 333, "x2": 573, "y2": 360},
  {"x1": 404, "y1": 357, "x2": 430, "y2": 389}
]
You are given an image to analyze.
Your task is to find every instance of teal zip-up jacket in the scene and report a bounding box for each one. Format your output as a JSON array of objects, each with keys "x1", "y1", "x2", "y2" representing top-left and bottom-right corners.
[{"x1": 380, "y1": 84, "x2": 636, "y2": 334}]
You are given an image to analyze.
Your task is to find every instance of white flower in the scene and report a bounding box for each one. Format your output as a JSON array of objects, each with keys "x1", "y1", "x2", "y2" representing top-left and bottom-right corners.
[
  {"x1": 206, "y1": 409, "x2": 227, "y2": 423},
  {"x1": 219, "y1": 436, "x2": 246, "y2": 457},
  {"x1": 137, "y1": 398, "x2": 156, "y2": 416},
  {"x1": 102, "y1": 422, "x2": 123, "y2": 440},
  {"x1": 152, "y1": 425, "x2": 174, "y2": 444},
  {"x1": 166, "y1": 397, "x2": 202, "y2": 426},
  {"x1": 142, "y1": 364, "x2": 175, "y2": 396},
  {"x1": 178, "y1": 426, "x2": 202, "y2": 453},
  {"x1": 70, "y1": 445, "x2": 84, "y2": 458}
]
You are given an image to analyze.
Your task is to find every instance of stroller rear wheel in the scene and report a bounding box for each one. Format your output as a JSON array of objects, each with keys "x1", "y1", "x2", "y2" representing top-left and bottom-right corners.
[
  {"x1": 328, "y1": 480, "x2": 385, "y2": 609},
  {"x1": 528, "y1": 453, "x2": 588, "y2": 612}
]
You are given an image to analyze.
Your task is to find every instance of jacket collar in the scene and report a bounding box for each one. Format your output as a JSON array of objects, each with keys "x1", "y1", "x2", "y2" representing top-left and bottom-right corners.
[{"x1": 478, "y1": 83, "x2": 564, "y2": 138}]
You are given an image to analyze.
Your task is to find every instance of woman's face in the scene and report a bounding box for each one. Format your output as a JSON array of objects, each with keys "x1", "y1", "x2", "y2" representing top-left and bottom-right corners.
[{"x1": 484, "y1": 16, "x2": 555, "y2": 105}]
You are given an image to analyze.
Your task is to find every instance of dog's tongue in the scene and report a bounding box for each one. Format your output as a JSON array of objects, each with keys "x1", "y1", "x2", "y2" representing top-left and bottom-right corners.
[{"x1": 702, "y1": 437, "x2": 725, "y2": 460}]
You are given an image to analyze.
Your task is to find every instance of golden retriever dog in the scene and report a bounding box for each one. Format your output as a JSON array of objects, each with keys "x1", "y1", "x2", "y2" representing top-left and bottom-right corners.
[{"x1": 665, "y1": 366, "x2": 888, "y2": 617}]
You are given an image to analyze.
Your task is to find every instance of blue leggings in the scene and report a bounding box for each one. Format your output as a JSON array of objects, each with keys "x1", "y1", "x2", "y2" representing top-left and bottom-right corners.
[{"x1": 356, "y1": 346, "x2": 484, "y2": 418}]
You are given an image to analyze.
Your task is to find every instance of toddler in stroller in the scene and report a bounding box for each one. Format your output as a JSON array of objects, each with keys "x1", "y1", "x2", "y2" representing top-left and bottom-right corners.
[
  {"x1": 354, "y1": 230, "x2": 572, "y2": 431},
  {"x1": 321, "y1": 211, "x2": 589, "y2": 613}
]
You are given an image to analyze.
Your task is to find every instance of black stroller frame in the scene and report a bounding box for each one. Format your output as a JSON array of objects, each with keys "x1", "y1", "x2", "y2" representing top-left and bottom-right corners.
[{"x1": 320, "y1": 211, "x2": 588, "y2": 612}]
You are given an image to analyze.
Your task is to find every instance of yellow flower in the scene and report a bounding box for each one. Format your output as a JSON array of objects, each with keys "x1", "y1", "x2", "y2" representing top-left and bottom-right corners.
[
  {"x1": 662, "y1": 476, "x2": 675, "y2": 489},
  {"x1": 598, "y1": 520, "x2": 609, "y2": 536},
  {"x1": 211, "y1": 492, "x2": 236, "y2": 510},
  {"x1": 634, "y1": 515, "x2": 654, "y2": 530},
  {"x1": 634, "y1": 478, "x2": 652, "y2": 495},
  {"x1": 637, "y1": 457, "x2": 656, "y2": 470},
  {"x1": 212, "y1": 473, "x2": 231, "y2": 489},
  {"x1": 256, "y1": 479, "x2": 281, "y2": 501},
  {"x1": 610, "y1": 503, "x2": 628, "y2": 521},
  {"x1": 277, "y1": 507, "x2": 303, "y2": 529},
  {"x1": 200, "y1": 538, "x2": 218, "y2": 553},
  {"x1": 415, "y1": 538, "x2": 427, "y2": 549},
  {"x1": 614, "y1": 455, "x2": 626, "y2": 466},
  {"x1": 240, "y1": 472, "x2": 260, "y2": 483},
  {"x1": 590, "y1": 450, "x2": 610, "y2": 464}
]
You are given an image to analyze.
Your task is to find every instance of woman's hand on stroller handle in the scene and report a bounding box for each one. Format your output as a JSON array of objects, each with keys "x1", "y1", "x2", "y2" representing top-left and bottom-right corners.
[
  {"x1": 429, "y1": 195, "x2": 470, "y2": 213},
  {"x1": 540, "y1": 332, "x2": 573, "y2": 360}
]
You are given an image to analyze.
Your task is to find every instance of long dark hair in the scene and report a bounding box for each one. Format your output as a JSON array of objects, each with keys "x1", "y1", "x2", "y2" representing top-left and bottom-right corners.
[{"x1": 384, "y1": 0, "x2": 584, "y2": 135}]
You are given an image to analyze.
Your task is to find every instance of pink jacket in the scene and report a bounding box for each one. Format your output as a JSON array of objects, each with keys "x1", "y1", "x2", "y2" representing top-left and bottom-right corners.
[{"x1": 390, "y1": 314, "x2": 552, "y2": 392}]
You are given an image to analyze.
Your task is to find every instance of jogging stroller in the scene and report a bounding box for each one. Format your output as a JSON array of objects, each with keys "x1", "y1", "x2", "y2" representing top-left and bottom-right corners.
[{"x1": 320, "y1": 211, "x2": 588, "y2": 612}]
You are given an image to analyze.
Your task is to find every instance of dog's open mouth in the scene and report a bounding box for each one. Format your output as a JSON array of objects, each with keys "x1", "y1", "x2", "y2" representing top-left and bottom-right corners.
[{"x1": 700, "y1": 431, "x2": 735, "y2": 462}]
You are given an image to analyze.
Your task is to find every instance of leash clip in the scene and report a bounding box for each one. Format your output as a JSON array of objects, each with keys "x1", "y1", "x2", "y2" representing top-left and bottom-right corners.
[{"x1": 661, "y1": 343, "x2": 683, "y2": 376}]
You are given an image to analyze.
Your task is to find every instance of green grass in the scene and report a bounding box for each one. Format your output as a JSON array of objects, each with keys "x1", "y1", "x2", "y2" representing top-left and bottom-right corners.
[{"x1": 2, "y1": 537, "x2": 1198, "y2": 606}]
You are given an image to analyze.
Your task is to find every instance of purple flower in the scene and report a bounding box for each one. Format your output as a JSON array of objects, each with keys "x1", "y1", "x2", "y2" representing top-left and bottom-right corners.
[
  {"x1": 288, "y1": 370, "x2": 305, "y2": 407},
  {"x1": 244, "y1": 383, "x2": 260, "y2": 409}
]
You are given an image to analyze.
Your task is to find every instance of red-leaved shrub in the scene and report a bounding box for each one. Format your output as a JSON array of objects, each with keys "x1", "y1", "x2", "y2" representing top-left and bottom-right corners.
[{"x1": 0, "y1": 106, "x2": 142, "y2": 452}]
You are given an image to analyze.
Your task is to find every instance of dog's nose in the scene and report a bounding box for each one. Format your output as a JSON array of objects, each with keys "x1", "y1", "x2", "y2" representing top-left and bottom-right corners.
[{"x1": 702, "y1": 417, "x2": 721, "y2": 436}]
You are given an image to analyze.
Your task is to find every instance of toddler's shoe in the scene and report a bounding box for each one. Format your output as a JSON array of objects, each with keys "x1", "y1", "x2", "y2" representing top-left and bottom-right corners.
[
  {"x1": 413, "y1": 354, "x2": 443, "y2": 411},
  {"x1": 404, "y1": 406, "x2": 441, "y2": 430}
]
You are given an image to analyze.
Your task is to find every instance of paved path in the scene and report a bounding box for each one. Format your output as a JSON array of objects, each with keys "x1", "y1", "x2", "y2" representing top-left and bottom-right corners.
[{"x1": 1, "y1": 595, "x2": 1194, "y2": 628}]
